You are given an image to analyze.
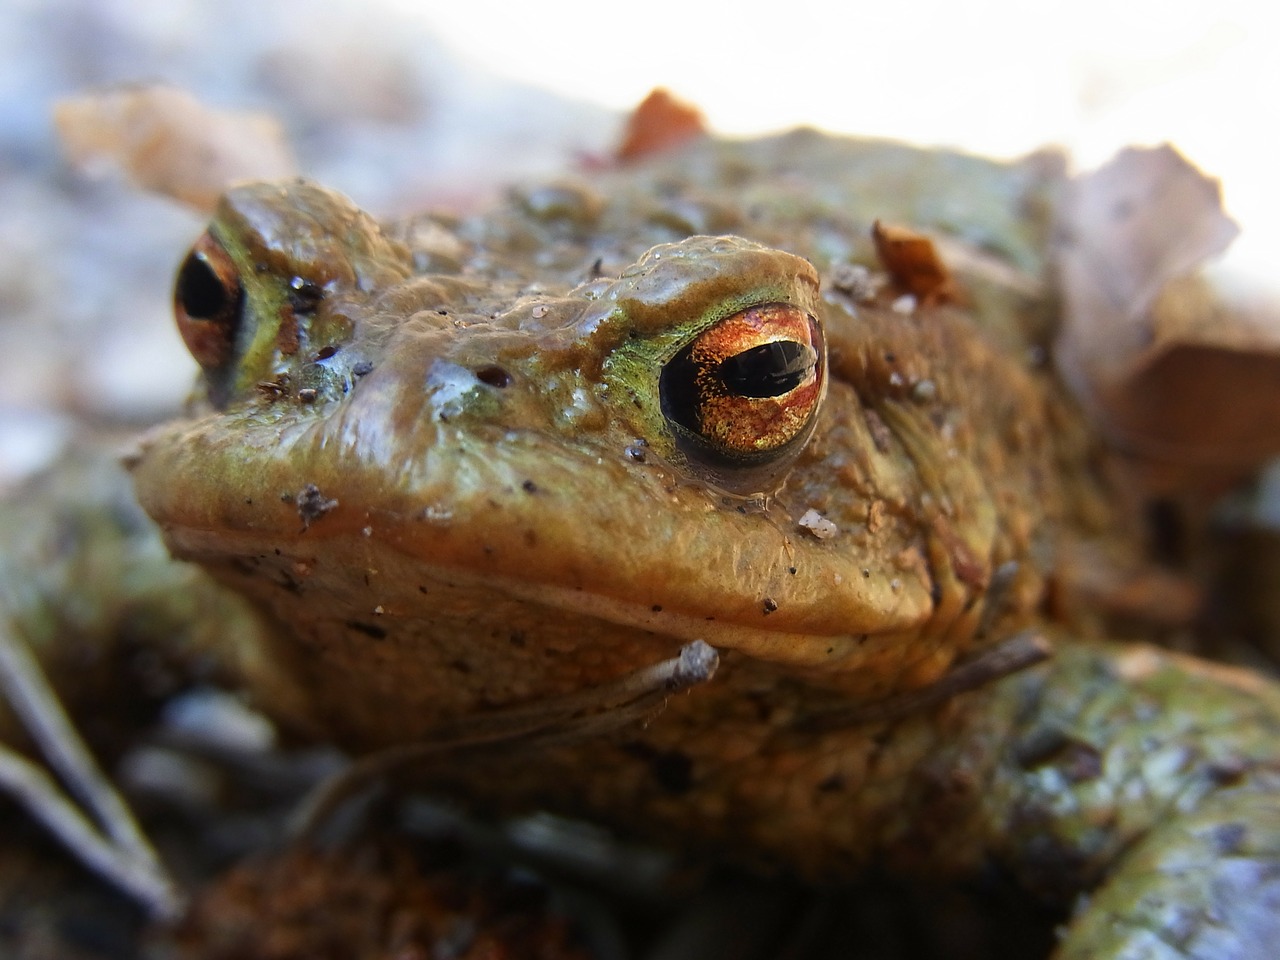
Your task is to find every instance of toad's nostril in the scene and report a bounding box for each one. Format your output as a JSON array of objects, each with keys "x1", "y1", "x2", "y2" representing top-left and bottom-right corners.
[{"x1": 475, "y1": 365, "x2": 512, "y2": 388}]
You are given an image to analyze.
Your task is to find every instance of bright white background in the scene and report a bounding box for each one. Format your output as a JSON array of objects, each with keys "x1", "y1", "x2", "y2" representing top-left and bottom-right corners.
[{"x1": 397, "y1": 0, "x2": 1278, "y2": 272}]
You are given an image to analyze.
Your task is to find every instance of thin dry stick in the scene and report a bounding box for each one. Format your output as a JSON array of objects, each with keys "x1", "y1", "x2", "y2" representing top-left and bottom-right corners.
[
  {"x1": 797, "y1": 630, "x2": 1053, "y2": 732},
  {"x1": 0, "y1": 742, "x2": 182, "y2": 918},
  {"x1": 0, "y1": 623, "x2": 156, "y2": 863},
  {"x1": 0, "y1": 616, "x2": 184, "y2": 920},
  {"x1": 290, "y1": 640, "x2": 720, "y2": 841}
]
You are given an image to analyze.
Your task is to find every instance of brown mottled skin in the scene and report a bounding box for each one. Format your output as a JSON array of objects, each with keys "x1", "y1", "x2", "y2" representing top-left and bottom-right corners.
[{"x1": 133, "y1": 130, "x2": 1280, "y2": 957}]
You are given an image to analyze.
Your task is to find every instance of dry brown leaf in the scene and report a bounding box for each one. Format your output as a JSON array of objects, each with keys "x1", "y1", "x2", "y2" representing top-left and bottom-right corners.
[
  {"x1": 1056, "y1": 144, "x2": 1240, "y2": 387},
  {"x1": 871, "y1": 220, "x2": 963, "y2": 304},
  {"x1": 614, "y1": 88, "x2": 707, "y2": 162},
  {"x1": 54, "y1": 86, "x2": 296, "y2": 213},
  {"x1": 1055, "y1": 144, "x2": 1280, "y2": 492}
]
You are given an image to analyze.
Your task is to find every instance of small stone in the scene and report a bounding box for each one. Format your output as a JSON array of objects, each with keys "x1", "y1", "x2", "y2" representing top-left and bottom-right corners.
[{"x1": 798, "y1": 508, "x2": 838, "y2": 540}]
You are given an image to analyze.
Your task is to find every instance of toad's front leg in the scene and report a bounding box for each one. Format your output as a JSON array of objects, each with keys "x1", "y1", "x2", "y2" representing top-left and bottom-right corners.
[{"x1": 930, "y1": 641, "x2": 1280, "y2": 958}]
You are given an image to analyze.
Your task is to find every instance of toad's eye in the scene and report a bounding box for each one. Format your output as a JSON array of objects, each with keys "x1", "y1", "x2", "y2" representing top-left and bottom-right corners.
[
  {"x1": 659, "y1": 303, "x2": 826, "y2": 481},
  {"x1": 174, "y1": 232, "x2": 243, "y2": 374}
]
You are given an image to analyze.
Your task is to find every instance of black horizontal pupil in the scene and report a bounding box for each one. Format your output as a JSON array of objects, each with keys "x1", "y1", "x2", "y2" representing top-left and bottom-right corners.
[
  {"x1": 719, "y1": 340, "x2": 814, "y2": 398},
  {"x1": 177, "y1": 252, "x2": 230, "y2": 320}
]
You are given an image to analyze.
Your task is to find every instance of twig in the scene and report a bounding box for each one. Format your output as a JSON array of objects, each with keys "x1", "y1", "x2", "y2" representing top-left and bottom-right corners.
[
  {"x1": 797, "y1": 631, "x2": 1053, "y2": 731},
  {"x1": 0, "y1": 741, "x2": 182, "y2": 919},
  {"x1": 0, "y1": 615, "x2": 184, "y2": 920},
  {"x1": 290, "y1": 640, "x2": 719, "y2": 841}
]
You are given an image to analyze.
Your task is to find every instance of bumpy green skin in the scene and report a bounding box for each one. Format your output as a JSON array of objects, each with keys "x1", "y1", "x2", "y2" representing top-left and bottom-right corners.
[
  {"x1": 121, "y1": 131, "x2": 1280, "y2": 957},
  {"x1": 949, "y1": 645, "x2": 1280, "y2": 958},
  {"x1": 1062, "y1": 793, "x2": 1280, "y2": 959}
]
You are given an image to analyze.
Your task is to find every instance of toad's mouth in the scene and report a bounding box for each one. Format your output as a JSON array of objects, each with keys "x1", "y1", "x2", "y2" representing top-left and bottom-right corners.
[
  {"x1": 131, "y1": 428, "x2": 959, "y2": 726},
  {"x1": 151, "y1": 504, "x2": 946, "y2": 719}
]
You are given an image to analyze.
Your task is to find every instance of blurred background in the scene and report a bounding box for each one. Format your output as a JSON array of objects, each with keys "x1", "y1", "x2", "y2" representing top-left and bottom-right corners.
[{"x1": 1, "y1": 0, "x2": 1275, "y2": 484}]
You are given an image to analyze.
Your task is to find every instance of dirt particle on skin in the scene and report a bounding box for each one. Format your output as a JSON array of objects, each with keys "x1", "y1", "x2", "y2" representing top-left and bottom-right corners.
[
  {"x1": 257, "y1": 376, "x2": 291, "y2": 400},
  {"x1": 275, "y1": 305, "x2": 301, "y2": 356},
  {"x1": 798, "y1": 508, "x2": 838, "y2": 540},
  {"x1": 867, "y1": 499, "x2": 887, "y2": 534},
  {"x1": 829, "y1": 262, "x2": 874, "y2": 300},
  {"x1": 296, "y1": 484, "x2": 338, "y2": 529},
  {"x1": 762, "y1": 597, "x2": 778, "y2": 614},
  {"x1": 864, "y1": 408, "x2": 893, "y2": 453}
]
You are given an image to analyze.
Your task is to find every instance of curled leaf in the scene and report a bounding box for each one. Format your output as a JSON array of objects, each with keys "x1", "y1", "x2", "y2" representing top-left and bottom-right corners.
[
  {"x1": 1055, "y1": 144, "x2": 1280, "y2": 492},
  {"x1": 872, "y1": 220, "x2": 963, "y2": 304}
]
